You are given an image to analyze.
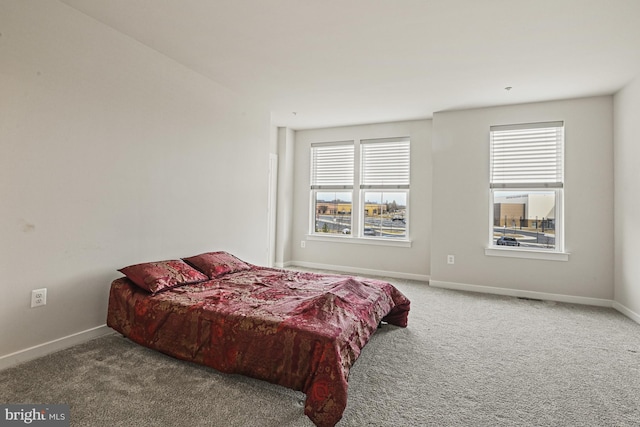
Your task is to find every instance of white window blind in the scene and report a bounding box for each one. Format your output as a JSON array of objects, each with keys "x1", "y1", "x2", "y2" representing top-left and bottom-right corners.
[
  {"x1": 360, "y1": 137, "x2": 410, "y2": 189},
  {"x1": 310, "y1": 142, "x2": 354, "y2": 189},
  {"x1": 490, "y1": 122, "x2": 564, "y2": 188}
]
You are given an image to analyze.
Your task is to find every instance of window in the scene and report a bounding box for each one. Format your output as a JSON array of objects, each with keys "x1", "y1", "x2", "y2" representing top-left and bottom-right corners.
[
  {"x1": 489, "y1": 121, "x2": 564, "y2": 252},
  {"x1": 310, "y1": 142, "x2": 354, "y2": 235},
  {"x1": 310, "y1": 137, "x2": 410, "y2": 240},
  {"x1": 360, "y1": 138, "x2": 410, "y2": 239}
]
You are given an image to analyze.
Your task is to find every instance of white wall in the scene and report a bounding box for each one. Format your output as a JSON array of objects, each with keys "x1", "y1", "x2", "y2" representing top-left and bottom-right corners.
[
  {"x1": 275, "y1": 128, "x2": 295, "y2": 267},
  {"x1": 614, "y1": 77, "x2": 640, "y2": 321},
  {"x1": 431, "y1": 97, "x2": 614, "y2": 301},
  {"x1": 0, "y1": 1, "x2": 271, "y2": 359},
  {"x1": 290, "y1": 120, "x2": 431, "y2": 280}
]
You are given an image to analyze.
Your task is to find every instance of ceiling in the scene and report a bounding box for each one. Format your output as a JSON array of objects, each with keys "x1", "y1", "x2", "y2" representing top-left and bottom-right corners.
[{"x1": 60, "y1": 0, "x2": 640, "y2": 130}]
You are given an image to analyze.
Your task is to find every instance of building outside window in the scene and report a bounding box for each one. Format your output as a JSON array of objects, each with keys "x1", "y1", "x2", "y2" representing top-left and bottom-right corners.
[{"x1": 489, "y1": 121, "x2": 564, "y2": 251}]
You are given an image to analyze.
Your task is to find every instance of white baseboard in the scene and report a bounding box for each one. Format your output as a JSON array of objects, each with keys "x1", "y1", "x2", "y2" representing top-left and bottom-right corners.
[
  {"x1": 0, "y1": 324, "x2": 112, "y2": 371},
  {"x1": 429, "y1": 280, "x2": 614, "y2": 308},
  {"x1": 612, "y1": 301, "x2": 640, "y2": 324},
  {"x1": 289, "y1": 261, "x2": 430, "y2": 282}
]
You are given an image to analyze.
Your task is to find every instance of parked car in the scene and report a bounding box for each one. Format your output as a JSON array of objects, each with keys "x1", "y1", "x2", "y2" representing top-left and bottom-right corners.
[
  {"x1": 497, "y1": 236, "x2": 520, "y2": 246},
  {"x1": 342, "y1": 228, "x2": 351, "y2": 234},
  {"x1": 363, "y1": 227, "x2": 377, "y2": 236}
]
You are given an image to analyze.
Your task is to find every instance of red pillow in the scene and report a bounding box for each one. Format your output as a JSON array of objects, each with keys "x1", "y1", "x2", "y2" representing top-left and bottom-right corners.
[
  {"x1": 183, "y1": 251, "x2": 251, "y2": 279},
  {"x1": 118, "y1": 260, "x2": 208, "y2": 294}
]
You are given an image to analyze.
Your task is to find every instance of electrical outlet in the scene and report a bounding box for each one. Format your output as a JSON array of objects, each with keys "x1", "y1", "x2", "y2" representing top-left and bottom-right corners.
[
  {"x1": 301, "y1": 240, "x2": 306, "y2": 248},
  {"x1": 31, "y1": 288, "x2": 47, "y2": 308},
  {"x1": 447, "y1": 255, "x2": 455, "y2": 265}
]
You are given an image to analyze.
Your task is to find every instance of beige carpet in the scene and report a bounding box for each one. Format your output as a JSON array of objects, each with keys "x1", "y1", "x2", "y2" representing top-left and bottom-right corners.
[{"x1": 2, "y1": 275, "x2": 639, "y2": 426}]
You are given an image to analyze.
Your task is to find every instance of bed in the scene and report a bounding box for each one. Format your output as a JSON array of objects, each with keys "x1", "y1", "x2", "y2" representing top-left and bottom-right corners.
[{"x1": 107, "y1": 252, "x2": 410, "y2": 427}]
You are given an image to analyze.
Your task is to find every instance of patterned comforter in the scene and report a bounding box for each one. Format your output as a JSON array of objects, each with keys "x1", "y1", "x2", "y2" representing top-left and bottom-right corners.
[{"x1": 107, "y1": 266, "x2": 410, "y2": 426}]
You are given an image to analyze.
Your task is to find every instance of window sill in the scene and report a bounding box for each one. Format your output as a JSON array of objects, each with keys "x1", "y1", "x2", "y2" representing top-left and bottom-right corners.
[
  {"x1": 306, "y1": 234, "x2": 412, "y2": 248},
  {"x1": 485, "y1": 247, "x2": 569, "y2": 261}
]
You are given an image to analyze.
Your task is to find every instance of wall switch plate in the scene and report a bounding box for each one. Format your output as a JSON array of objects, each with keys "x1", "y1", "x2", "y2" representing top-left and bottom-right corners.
[
  {"x1": 447, "y1": 255, "x2": 455, "y2": 265},
  {"x1": 301, "y1": 240, "x2": 306, "y2": 248},
  {"x1": 31, "y1": 288, "x2": 47, "y2": 308}
]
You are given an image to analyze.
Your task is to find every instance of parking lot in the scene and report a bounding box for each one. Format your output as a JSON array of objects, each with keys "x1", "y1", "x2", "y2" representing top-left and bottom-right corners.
[
  {"x1": 316, "y1": 215, "x2": 406, "y2": 238},
  {"x1": 493, "y1": 227, "x2": 555, "y2": 249}
]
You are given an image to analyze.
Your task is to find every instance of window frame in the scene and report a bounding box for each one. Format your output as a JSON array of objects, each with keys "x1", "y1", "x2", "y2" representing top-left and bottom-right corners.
[
  {"x1": 486, "y1": 121, "x2": 568, "y2": 260},
  {"x1": 308, "y1": 137, "x2": 411, "y2": 244},
  {"x1": 309, "y1": 141, "x2": 355, "y2": 237},
  {"x1": 310, "y1": 190, "x2": 354, "y2": 235},
  {"x1": 359, "y1": 189, "x2": 410, "y2": 240}
]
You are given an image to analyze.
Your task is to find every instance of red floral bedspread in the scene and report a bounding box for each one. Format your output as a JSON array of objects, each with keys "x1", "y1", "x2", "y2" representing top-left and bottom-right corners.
[{"x1": 107, "y1": 266, "x2": 410, "y2": 426}]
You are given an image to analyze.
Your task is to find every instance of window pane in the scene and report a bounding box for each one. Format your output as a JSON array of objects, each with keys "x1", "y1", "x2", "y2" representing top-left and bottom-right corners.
[
  {"x1": 490, "y1": 122, "x2": 564, "y2": 187},
  {"x1": 310, "y1": 143, "x2": 354, "y2": 189},
  {"x1": 314, "y1": 192, "x2": 352, "y2": 235},
  {"x1": 362, "y1": 191, "x2": 407, "y2": 238},
  {"x1": 361, "y1": 139, "x2": 410, "y2": 188},
  {"x1": 493, "y1": 190, "x2": 556, "y2": 249}
]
